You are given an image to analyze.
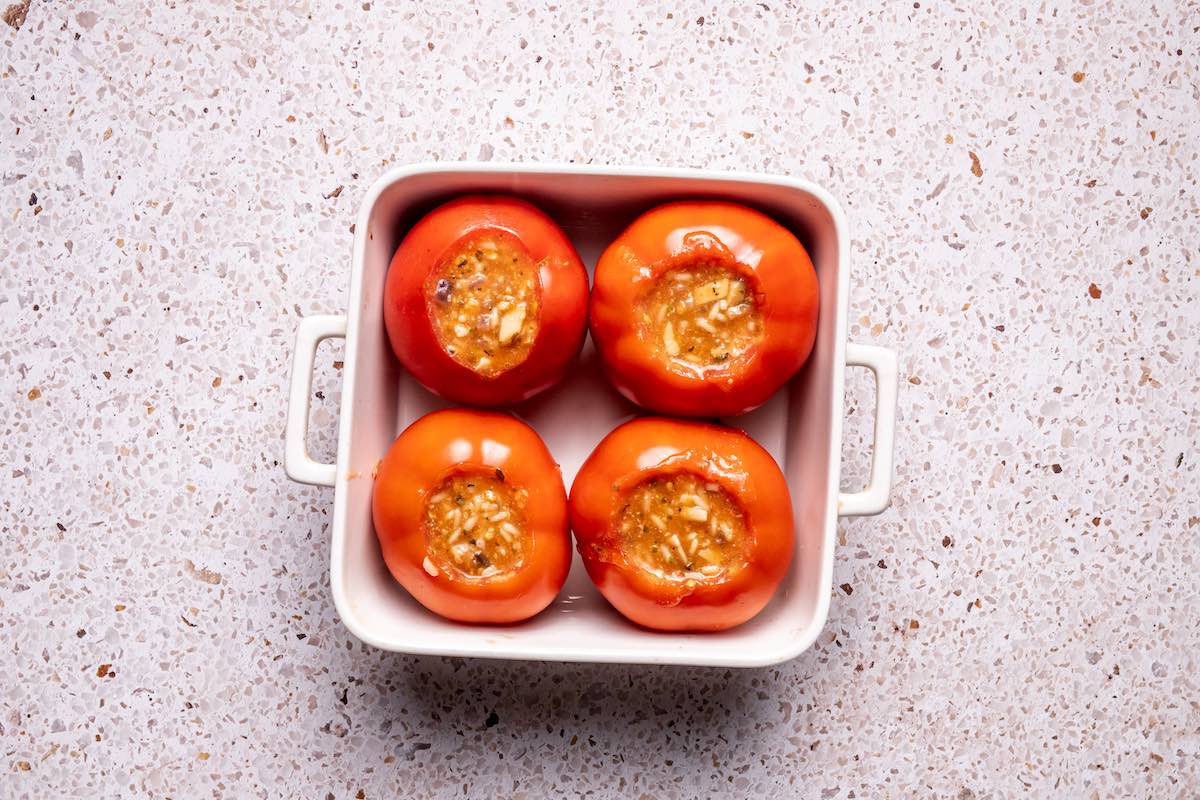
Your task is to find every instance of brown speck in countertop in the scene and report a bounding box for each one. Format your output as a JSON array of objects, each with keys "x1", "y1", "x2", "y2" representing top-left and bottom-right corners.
[
  {"x1": 324, "y1": 185, "x2": 343, "y2": 199},
  {"x1": 316, "y1": 129, "x2": 328, "y2": 153},
  {"x1": 183, "y1": 558, "x2": 222, "y2": 585},
  {"x1": 1072, "y1": 71, "x2": 1086, "y2": 82},
  {"x1": 96, "y1": 664, "x2": 111, "y2": 678},
  {"x1": 1051, "y1": 464, "x2": 1062, "y2": 473},
  {"x1": 197, "y1": 751, "x2": 210, "y2": 761},
  {"x1": 1088, "y1": 283, "x2": 1102, "y2": 299},
  {"x1": 840, "y1": 583, "x2": 853, "y2": 595},
  {"x1": 968, "y1": 151, "x2": 983, "y2": 178},
  {"x1": 26, "y1": 387, "x2": 41, "y2": 400},
  {"x1": 2, "y1": 0, "x2": 30, "y2": 30},
  {"x1": 1140, "y1": 207, "x2": 1152, "y2": 220},
  {"x1": 926, "y1": 174, "x2": 949, "y2": 200},
  {"x1": 212, "y1": 376, "x2": 221, "y2": 388},
  {"x1": 942, "y1": 536, "x2": 953, "y2": 547},
  {"x1": 114, "y1": 604, "x2": 125, "y2": 612}
]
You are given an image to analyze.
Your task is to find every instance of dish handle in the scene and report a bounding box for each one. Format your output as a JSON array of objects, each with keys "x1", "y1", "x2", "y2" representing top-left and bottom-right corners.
[
  {"x1": 284, "y1": 314, "x2": 348, "y2": 486},
  {"x1": 837, "y1": 343, "x2": 898, "y2": 516}
]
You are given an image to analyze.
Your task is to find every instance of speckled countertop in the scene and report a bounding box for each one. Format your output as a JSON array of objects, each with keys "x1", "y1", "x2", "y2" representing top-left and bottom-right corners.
[{"x1": 2, "y1": 1, "x2": 1197, "y2": 797}]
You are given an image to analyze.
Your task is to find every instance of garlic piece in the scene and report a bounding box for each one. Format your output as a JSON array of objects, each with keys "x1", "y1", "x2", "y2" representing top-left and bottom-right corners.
[
  {"x1": 498, "y1": 303, "x2": 526, "y2": 344},
  {"x1": 663, "y1": 321, "x2": 680, "y2": 356},
  {"x1": 693, "y1": 279, "x2": 729, "y2": 305}
]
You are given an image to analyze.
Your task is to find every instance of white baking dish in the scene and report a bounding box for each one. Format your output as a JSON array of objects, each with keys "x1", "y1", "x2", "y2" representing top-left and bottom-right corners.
[{"x1": 284, "y1": 163, "x2": 898, "y2": 667}]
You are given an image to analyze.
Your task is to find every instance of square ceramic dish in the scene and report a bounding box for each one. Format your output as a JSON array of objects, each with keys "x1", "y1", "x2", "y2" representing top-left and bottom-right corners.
[{"x1": 284, "y1": 163, "x2": 897, "y2": 667}]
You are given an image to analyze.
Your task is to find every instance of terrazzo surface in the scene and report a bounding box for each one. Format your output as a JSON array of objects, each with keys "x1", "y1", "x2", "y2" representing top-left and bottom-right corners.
[{"x1": 2, "y1": 1, "x2": 1198, "y2": 797}]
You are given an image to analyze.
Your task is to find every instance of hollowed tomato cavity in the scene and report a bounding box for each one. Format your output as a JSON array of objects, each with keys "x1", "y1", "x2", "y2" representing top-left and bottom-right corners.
[
  {"x1": 639, "y1": 263, "x2": 762, "y2": 371},
  {"x1": 423, "y1": 473, "x2": 530, "y2": 579},
  {"x1": 426, "y1": 234, "x2": 541, "y2": 376},
  {"x1": 616, "y1": 472, "x2": 749, "y2": 582}
]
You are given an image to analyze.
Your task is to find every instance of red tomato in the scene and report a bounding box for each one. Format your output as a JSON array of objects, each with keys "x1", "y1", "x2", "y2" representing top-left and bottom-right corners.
[
  {"x1": 590, "y1": 201, "x2": 819, "y2": 417},
  {"x1": 569, "y1": 417, "x2": 794, "y2": 631},
  {"x1": 384, "y1": 195, "x2": 589, "y2": 406},
  {"x1": 372, "y1": 409, "x2": 571, "y2": 623}
]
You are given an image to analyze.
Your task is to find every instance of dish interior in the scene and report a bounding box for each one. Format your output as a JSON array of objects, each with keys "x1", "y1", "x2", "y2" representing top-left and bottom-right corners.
[{"x1": 333, "y1": 168, "x2": 843, "y2": 665}]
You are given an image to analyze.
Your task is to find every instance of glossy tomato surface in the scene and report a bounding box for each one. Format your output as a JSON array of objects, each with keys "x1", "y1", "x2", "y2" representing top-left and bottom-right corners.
[
  {"x1": 569, "y1": 417, "x2": 794, "y2": 631},
  {"x1": 590, "y1": 201, "x2": 819, "y2": 417},
  {"x1": 384, "y1": 195, "x2": 589, "y2": 406},
  {"x1": 372, "y1": 409, "x2": 571, "y2": 623}
]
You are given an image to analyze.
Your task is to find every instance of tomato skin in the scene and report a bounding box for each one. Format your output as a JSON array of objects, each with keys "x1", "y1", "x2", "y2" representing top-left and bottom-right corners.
[
  {"x1": 590, "y1": 201, "x2": 819, "y2": 417},
  {"x1": 568, "y1": 417, "x2": 794, "y2": 631},
  {"x1": 384, "y1": 195, "x2": 589, "y2": 406},
  {"x1": 371, "y1": 409, "x2": 571, "y2": 623}
]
